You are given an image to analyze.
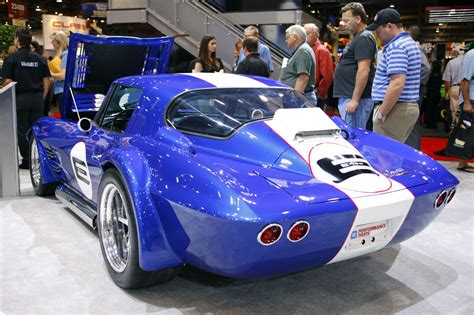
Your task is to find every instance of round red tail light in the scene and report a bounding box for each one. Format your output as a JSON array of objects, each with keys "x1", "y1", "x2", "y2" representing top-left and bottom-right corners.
[
  {"x1": 435, "y1": 190, "x2": 448, "y2": 209},
  {"x1": 258, "y1": 224, "x2": 282, "y2": 246},
  {"x1": 287, "y1": 221, "x2": 310, "y2": 242},
  {"x1": 447, "y1": 188, "x2": 456, "y2": 204}
]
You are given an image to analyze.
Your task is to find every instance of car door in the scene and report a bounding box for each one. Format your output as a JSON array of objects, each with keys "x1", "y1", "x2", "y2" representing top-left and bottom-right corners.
[{"x1": 67, "y1": 84, "x2": 143, "y2": 203}]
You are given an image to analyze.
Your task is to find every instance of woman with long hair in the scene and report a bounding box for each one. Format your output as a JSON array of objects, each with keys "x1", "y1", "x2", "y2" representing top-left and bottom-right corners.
[
  {"x1": 193, "y1": 35, "x2": 224, "y2": 73},
  {"x1": 49, "y1": 31, "x2": 69, "y2": 113}
]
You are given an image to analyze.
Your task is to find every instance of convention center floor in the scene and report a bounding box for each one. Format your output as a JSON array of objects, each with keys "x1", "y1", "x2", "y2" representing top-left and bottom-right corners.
[{"x1": 1, "y1": 162, "x2": 473, "y2": 314}]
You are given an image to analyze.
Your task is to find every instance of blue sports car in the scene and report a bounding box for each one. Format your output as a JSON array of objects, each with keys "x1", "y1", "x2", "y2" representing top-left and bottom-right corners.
[{"x1": 29, "y1": 34, "x2": 459, "y2": 288}]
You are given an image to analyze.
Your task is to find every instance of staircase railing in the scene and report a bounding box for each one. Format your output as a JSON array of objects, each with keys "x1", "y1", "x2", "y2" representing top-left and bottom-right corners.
[
  {"x1": 196, "y1": 1, "x2": 290, "y2": 62},
  {"x1": 108, "y1": 0, "x2": 298, "y2": 77}
]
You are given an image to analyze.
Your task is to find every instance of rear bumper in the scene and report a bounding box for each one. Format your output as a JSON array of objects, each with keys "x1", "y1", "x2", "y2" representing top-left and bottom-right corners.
[
  {"x1": 169, "y1": 198, "x2": 357, "y2": 278},
  {"x1": 153, "y1": 185, "x2": 455, "y2": 279}
]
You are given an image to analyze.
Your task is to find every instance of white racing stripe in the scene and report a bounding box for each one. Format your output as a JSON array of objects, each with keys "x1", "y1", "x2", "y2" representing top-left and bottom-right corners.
[
  {"x1": 265, "y1": 108, "x2": 415, "y2": 264},
  {"x1": 184, "y1": 73, "x2": 269, "y2": 88}
]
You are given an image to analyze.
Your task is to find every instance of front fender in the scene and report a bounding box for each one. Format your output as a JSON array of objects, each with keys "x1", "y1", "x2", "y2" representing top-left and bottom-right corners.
[{"x1": 103, "y1": 147, "x2": 183, "y2": 271}]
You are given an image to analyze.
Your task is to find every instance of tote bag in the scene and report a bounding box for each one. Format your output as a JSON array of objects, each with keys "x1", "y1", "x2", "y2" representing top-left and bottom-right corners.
[{"x1": 445, "y1": 111, "x2": 474, "y2": 159}]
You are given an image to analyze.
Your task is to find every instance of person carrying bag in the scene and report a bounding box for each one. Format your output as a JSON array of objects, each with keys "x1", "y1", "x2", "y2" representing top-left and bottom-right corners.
[{"x1": 445, "y1": 111, "x2": 474, "y2": 160}]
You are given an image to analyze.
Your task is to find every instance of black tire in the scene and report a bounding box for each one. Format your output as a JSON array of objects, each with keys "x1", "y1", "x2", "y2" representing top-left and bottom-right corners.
[
  {"x1": 97, "y1": 168, "x2": 180, "y2": 289},
  {"x1": 29, "y1": 136, "x2": 58, "y2": 196}
]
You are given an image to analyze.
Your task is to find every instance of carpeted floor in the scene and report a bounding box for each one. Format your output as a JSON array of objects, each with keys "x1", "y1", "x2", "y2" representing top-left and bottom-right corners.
[{"x1": 420, "y1": 137, "x2": 474, "y2": 162}]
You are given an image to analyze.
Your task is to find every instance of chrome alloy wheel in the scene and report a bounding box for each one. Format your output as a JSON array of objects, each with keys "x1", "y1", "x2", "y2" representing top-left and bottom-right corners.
[
  {"x1": 30, "y1": 138, "x2": 41, "y2": 187},
  {"x1": 99, "y1": 183, "x2": 130, "y2": 273}
]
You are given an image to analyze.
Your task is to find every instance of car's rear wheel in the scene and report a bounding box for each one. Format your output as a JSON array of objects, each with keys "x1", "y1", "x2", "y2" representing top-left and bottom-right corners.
[
  {"x1": 30, "y1": 136, "x2": 57, "y2": 196},
  {"x1": 97, "y1": 168, "x2": 179, "y2": 289}
]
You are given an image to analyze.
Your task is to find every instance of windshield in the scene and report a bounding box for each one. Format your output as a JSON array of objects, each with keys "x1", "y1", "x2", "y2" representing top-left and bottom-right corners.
[{"x1": 167, "y1": 88, "x2": 314, "y2": 137}]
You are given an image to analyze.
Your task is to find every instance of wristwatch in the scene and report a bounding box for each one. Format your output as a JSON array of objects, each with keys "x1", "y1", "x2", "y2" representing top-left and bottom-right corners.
[{"x1": 376, "y1": 112, "x2": 385, "y2": 121}]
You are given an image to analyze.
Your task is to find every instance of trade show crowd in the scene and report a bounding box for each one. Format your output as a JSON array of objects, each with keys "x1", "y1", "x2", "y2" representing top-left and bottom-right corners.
[{"x1": 1, "y1": 2, "x2": 473, "y2": 172}]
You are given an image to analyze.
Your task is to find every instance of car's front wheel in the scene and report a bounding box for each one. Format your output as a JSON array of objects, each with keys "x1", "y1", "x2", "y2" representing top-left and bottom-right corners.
[
  {"x1": 97, "y1": 168, "x2": 179, "y2": 289},
  {"x1": 30, "y1": 136, "x2": 58, "y2": 196}
]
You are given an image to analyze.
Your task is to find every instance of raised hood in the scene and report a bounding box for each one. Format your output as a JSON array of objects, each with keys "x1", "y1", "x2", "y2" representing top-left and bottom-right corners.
[{"x1": 62, "y1": 33, "x2": 174, "y2": 119}]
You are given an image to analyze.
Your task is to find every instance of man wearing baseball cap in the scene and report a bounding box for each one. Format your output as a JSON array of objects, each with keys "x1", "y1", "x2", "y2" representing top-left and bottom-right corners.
[{"x1": 368, "y1": 8, "x2": 421, "y2": 142}]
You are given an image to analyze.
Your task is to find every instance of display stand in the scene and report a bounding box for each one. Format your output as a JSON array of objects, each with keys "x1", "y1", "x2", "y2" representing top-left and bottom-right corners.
[{"x1": 0, "y1": 82, "x2": 20, "y2": 198}]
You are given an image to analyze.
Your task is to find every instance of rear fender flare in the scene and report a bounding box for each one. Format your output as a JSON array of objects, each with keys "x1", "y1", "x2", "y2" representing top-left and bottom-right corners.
[{"x1": 102, "y1": 148, "x2": 183, "y2": 271}]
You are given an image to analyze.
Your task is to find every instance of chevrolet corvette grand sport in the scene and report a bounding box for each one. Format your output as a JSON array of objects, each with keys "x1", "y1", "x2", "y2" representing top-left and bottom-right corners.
[{"x1": 29, "y1": 34, "x2": 459, "y2": 289}]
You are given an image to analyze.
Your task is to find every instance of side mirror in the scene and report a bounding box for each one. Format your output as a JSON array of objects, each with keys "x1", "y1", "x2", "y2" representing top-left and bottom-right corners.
[{"x1": 78, "y1": 117, "x2": 92, "y2": 133}]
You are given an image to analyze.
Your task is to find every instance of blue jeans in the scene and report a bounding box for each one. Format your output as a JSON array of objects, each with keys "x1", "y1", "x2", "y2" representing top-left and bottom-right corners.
[
  {"x1": 338, "y1": 98, "x2": 374, "y2": 129},
  {"x1": 304, "y1": 90, "x2": 318, "y2": 106}
]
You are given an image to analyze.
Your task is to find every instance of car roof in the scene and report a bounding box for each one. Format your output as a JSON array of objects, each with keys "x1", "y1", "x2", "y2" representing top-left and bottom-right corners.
[{"x1": 115, "y1": 73, "x2": 290, "y2": 98}]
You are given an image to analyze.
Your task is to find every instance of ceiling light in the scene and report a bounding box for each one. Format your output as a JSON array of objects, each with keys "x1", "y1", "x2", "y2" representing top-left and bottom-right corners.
[
  {"x1": 57, "y1": 0, "x2": 62, "y2": 3},
  {"x1": 35, "y1": 6, "x2": 41, "y2": 12},
  {"x1": 436, "y1": 28, "x2": 440, "y2": 33},
  {"x1": 439, "y1": 23, "x2": 443, "y2": 25},
  {"x1": 389, "y1": 4, "x2": 395, "y2": 8},
  {"x1": 58, "y1": 13, "x2": 63, "y2": 16}
]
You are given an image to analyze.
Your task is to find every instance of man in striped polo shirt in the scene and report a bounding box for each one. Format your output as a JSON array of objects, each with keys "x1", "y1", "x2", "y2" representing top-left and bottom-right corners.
[{"x1": 367, "y1": 8, "x2": 421, "y2": 142}]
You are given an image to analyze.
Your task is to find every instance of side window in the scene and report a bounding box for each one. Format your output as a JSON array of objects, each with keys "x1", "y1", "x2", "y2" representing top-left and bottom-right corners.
[{"x1": 100, "y1": 85, "x2": 142, "y2": 133}]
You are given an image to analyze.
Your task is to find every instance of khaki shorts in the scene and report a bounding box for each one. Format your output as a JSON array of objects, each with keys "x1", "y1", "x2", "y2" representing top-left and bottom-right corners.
[
  {"x1": 449, "y1": 85, "x2": 460, "y2": 128},
  {"x1": 373, "y1": 102, "x2": 419, "y2": 142}
]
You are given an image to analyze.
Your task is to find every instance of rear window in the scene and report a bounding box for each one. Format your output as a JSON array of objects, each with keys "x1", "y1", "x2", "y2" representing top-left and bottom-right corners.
[{"x1": 167, "y1": 88, "x2": 313, "y2": 137}]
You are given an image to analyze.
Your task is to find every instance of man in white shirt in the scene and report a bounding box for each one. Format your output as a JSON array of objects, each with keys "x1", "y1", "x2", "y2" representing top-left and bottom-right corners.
[{"x1": 442, "y1": 48, "x2": 464, "y2": 129}]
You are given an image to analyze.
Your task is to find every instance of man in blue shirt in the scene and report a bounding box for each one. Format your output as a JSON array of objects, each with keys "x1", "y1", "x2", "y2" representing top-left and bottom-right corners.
[
  {"x1": 368, "y1": 8, "x2": 421, "y2": 142},
  {"x1": 237, "y1": 26, "x2": 273, "y2": 74}
]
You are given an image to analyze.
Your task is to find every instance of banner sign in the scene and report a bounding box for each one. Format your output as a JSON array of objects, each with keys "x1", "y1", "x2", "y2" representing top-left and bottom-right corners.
[
  {"x1": 12, "y1": 19, "x2": 26, "y2": 27},
  {"x1": 42, "y1": 15, "x2": 89, "y2": 50},
  {"x1": 8, "y1": 1, "x2": 28, "y2": 20}
]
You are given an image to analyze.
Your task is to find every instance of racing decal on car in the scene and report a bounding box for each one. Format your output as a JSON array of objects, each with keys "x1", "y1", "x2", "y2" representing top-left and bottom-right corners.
[
  {"x1": 70, "y1": 141, "x2": 93, "y2": 200},
  {"x1": 316, "y1": 154, "x2": 376, "y2": 182},
  {"x1": 185, "y1": 73, "x2": 268, "y2": 88},
  {"x1": 308, "y1": 142, "x2": 392, "y2": 193}
]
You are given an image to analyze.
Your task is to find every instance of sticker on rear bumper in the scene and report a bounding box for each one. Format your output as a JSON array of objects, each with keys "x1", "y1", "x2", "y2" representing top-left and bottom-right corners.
[{"x1": 347, "y1": 220, "x2": 390, "y2": 250}]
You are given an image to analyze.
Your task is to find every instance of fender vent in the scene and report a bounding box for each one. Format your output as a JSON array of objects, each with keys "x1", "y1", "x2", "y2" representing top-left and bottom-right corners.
[
  {"x1": 43, "y1": 145, "x2": 63, "y2": 175},
  {"x1": 52, "y1": 164, "x2": 62, "y2": 174},
  {"x1": 43, "y1": 146, "x2": 56, "y2": 160}
]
